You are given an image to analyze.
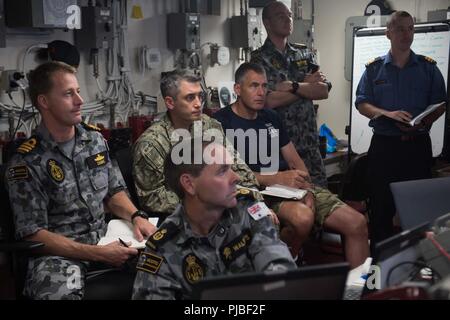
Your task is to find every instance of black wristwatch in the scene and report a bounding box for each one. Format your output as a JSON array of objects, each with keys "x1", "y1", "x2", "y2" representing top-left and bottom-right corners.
[
  {"x1": 291, "y1": 81, "x2": 299, "y2": 94},
  {"x1": 131, "y1": 210, "x2": 149, "y2": 222}
]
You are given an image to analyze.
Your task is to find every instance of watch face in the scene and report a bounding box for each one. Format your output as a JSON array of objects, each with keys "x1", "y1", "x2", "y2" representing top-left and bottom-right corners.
[
  {"x1": 138, "y1": 211, "x2": 149, "y2": 219},
  {"x1": 133, "y1": 210, "x2": 148, "y2": 220}
]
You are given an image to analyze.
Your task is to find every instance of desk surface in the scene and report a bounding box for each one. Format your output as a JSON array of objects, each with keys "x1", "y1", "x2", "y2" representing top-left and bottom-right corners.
[{"x1": 324, "y1": 151, "x2": 348, "y2": 178}]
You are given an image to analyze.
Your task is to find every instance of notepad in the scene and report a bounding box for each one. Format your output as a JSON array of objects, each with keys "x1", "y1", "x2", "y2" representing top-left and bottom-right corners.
[
  {"x1": 97, "y1": 218, "x2": 159, "y2": 249},
  {"x1": 261, "y1": 184, "x2": 307, "y2": 200},
  {"x1": 408, "y1": 102, "x2": 445, "y2": 126}
]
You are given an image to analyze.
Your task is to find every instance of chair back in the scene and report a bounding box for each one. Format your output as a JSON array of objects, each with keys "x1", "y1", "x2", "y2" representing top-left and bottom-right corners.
[
  {"x1": 114, "y1": 147, "x2": 139, "y2": 207},
  {"x1": 340, "y1": 152, "x2": 369, "y2": 202}
]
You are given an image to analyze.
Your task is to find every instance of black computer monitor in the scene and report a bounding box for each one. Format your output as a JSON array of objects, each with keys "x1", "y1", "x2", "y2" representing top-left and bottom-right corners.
[
  {"x1": 191, "y1": 262, "x2": 350, "y2": 300},
  {"x1": 390, "y1": 177, "x2": 450, "y2": 230}
]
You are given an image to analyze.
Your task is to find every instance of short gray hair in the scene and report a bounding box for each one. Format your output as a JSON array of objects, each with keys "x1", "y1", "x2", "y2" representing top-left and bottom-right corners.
[{"x1": 160, "y1": 69, "x2": 202, "y2": 99}]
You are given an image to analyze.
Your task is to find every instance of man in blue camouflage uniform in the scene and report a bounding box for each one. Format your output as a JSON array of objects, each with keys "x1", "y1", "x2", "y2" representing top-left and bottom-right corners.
[
  {"x1": 251, "y1": 1, "x2": 331, "y2": 188},
  {"x1": 132, "y1": 141, "x2": 295, "y2": 300},
  {"x1": 355, "y1": 11, "x2": 447, "y2": 245},
  {"x1": 5, "y1": 62, "x2": 156, "y2": 299}
]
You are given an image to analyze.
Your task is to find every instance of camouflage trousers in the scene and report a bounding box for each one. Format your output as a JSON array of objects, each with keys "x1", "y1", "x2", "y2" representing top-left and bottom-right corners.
[
  {"x1": 24, "y1": 256, "x2": 88, "y2": 300},
  {"x1": 23, "y1": 256, "x2": 137, "y2": 300}
]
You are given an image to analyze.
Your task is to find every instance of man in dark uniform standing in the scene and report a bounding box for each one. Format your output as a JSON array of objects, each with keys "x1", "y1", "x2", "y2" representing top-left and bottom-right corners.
[
  {"x1": 355, "y1": 11, "x2": 447, "y2": 245},
  {"x1": 251, "y1": 1, "x2": 331, "y2": 188}
]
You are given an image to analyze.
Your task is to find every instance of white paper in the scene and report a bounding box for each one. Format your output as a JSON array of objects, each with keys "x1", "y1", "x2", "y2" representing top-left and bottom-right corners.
[
  {"x1": 260, "y1": 184, "x2": 307, "y2": 200},
  {"x1": 97, "y1": 218, "x2": 159, "y2": 249},
  {"x1": 408, "y1": 101, "x2": 445, "y2": 126}
]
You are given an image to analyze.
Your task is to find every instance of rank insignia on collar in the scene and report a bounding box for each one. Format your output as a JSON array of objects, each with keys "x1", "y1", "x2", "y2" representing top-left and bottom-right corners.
[
  {"x1": 136, "y1": 252, "x2": 164, "y2": 274},
  {"x1": 86, "y1": 151, "x2": 109, "y2": 169},
  {"x1": 81, "y1": 122, "x2": 101, "y2": 131},
  {"x1": 183, "y1": 254, "x2": 206, "y2": 284},
  {"x1": 236, "y1": 187, "x2": 257, "y2": 201},
  {"x1": 47, "y1": 159, "x2": 65, "y2": 183},
  {"x1": 16, "y1": 137, "x2": 38, "y2": 155}
]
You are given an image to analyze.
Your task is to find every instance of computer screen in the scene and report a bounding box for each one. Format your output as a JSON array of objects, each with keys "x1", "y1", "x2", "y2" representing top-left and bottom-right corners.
[{"x1": 191, "y1": 262, "x2": 349, "y2": 300}]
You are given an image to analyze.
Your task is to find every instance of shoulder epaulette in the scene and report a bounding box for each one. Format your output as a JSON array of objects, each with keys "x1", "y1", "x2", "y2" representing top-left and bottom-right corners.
[
  {"x1": 16, "y1": 136, "x2": 39, "y2": 155},
  {"x1": 291, "y1": 43, "x2": 307, "y2": 50},
  {"x1": 421, "y1": 55, "x2": 436, "y2": 64},
  {"x1": 236, "y1": 188, "x2": 257, "y2": 201},
  {"x1": 365, "y1": 56, "x2": 382, "y2": 67},
  {"x1": 81, "y1": 122, "x2": 101, "y2": 132},
  {"x1": 145, "y1": 221, "x2": 179, "y2": 251}
]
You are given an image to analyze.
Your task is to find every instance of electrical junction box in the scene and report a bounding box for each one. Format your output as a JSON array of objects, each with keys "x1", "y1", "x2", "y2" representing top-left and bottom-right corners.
[
  {"x1": 167, "y1": 13, "x2": 200, "y2": 50},
  {"x1": 427, "y1": 9, "x2": 450, "y2": 22},
  {"x1": 210, "y1": 45, "x2": 230, "y2": 66},
  {"x1": 75, "y1": 6, "x2": 114, "y2": 50},
  {"x1": 5, "y1": 0, "x2": 77, "y2": 29},
  {"x1": 181, "y1": 0, "x2": 221, "y2": 15},
  {"x1": 230, "y1": 14, "x2": 262, "y2": 49}
]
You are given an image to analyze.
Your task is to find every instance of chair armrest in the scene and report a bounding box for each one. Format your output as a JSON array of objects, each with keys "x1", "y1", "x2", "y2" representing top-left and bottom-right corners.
[{"x1": 0, "y1": 241, "x2": 44, "y2": 252}]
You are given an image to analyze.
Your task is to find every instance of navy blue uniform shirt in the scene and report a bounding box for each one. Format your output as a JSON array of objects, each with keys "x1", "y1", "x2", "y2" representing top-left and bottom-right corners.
[{"x1": 355, "y1": 50, "x2": 447, "y2": 136}]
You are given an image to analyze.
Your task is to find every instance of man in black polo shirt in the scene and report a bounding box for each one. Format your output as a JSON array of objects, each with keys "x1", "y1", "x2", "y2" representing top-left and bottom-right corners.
[{"x1": 213, "y1": 63, "x2": 369, "y2": 268}]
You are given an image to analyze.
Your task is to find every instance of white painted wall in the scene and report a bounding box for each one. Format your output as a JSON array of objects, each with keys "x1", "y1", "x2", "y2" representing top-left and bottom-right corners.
[{"x1": 0, "y1": 0, "x2": 448, "y2": 140}]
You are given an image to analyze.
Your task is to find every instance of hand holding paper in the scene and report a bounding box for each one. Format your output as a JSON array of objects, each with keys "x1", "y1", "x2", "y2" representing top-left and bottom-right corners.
[{"x1": 98, "y1": 218, "x2": 159, "y2": 249}]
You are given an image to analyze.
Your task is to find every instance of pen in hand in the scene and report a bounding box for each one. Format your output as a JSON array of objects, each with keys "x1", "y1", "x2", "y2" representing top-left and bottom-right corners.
[{"x1": 118, "y1": 238, "x2": 129, "y2": 248}]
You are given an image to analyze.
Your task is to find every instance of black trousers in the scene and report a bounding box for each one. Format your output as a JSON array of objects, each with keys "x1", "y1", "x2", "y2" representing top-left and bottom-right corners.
[{"x1": 367, "y1": 134, "x2": 432, "y2": 247}]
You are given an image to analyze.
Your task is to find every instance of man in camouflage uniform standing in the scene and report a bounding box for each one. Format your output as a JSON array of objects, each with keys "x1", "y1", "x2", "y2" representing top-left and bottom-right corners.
[
  {"x1": 133, "y1": 70, "x2": 261, "y2": 217},
  {"x1": 132, "y1": 141, "x2": 296, "y2": 300},
  {"x1": 5, "y1": 62, "x2": 156, "y2": 299},
  {"x1": 251, "y1": 1, "x2": 331, "y2": 187}
]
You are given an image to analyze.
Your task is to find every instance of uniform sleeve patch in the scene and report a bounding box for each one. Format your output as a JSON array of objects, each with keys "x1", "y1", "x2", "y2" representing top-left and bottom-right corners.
[
  {"x1": 7, "y1": 165, "x2": 29, "y2": 182},
  {"x1": 136, "y1": 252, "x2": 164, "y2": 274},
  {"x1": 182, "y1": 254, "x2": 206, "y2": 284},
  {"x1": 47, "y1": 159, "x2": 65, "y2": 183},
  {"x1": 247, "y1": 202, "x2": 271, "y2": 221}
]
